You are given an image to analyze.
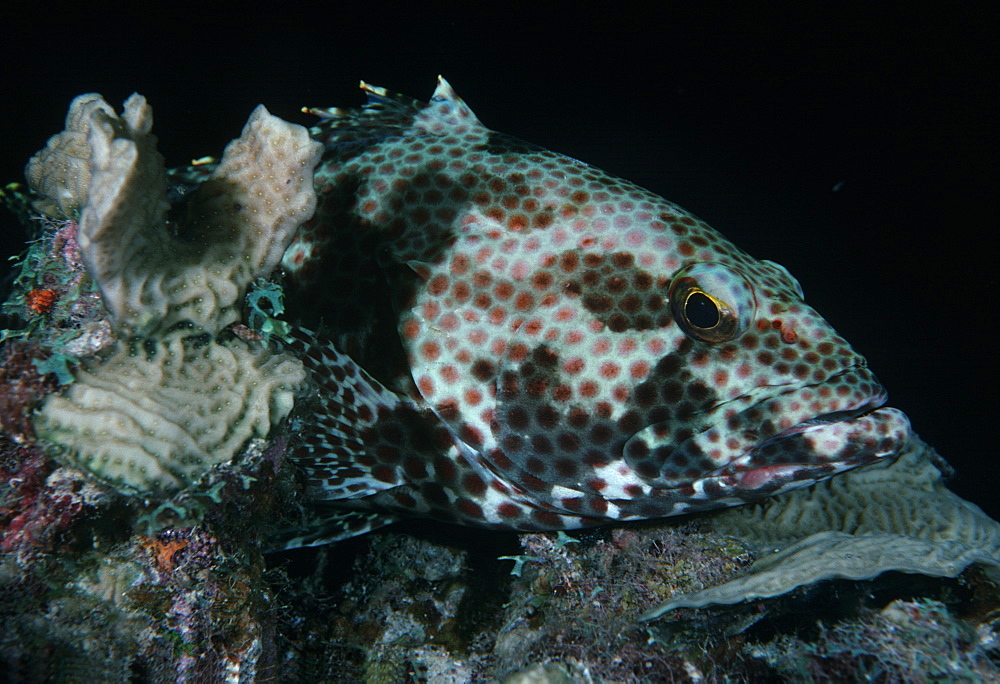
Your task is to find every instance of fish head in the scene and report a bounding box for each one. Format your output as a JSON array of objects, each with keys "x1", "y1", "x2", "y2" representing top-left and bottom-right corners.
[
  {"x1": 621, "y1": 255, "x2": 909, "y2": 504},
  {"x1": 492, "y1": 215, "x2": 910, "y2": 515}
]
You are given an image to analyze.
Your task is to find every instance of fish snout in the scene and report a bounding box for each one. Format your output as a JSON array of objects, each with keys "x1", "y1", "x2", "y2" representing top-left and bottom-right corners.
[{"x1": 716, "y1": 364, "x2": 912, "y2": 493}]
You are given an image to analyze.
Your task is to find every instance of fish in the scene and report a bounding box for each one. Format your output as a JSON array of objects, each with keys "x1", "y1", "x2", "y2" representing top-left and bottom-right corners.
[{"x1": 274, "y1": 77, "x2": 911, "y2": 548}]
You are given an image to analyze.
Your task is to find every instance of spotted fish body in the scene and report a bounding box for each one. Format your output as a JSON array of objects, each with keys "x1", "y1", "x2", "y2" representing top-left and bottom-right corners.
[{"x1": 278, "y1": 78, "x2": 911, "y2": 547}]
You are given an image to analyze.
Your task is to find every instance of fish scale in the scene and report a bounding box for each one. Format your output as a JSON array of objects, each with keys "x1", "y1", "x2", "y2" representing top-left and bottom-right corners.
[{"x1": 276, "y1": 77, "x2": 911, "y2": 548}]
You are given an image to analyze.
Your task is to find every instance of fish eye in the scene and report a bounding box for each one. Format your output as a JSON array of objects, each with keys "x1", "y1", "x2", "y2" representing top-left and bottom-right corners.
[
  {"x1": 684, "y1": 291, "x2": 721, "y2": 329},
  {"x1": 669, "y1": 263, "x2": 756, "y2": 343}
]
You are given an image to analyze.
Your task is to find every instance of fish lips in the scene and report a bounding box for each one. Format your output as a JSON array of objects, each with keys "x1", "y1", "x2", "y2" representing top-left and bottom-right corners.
[
  {"x1": 708, "y1": 366, "x2": 914, "y2": 496},
  {"x1": 723, "y1": 404, "x2": 912, "y2": 494}
]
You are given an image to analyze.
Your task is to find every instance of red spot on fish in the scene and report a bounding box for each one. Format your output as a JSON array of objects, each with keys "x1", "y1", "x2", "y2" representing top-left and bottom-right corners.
[
  {"x1": 421, "y1": 341, "x2": 440, "y2": 361},
  {"x1": 599, "y1": 362, "x2": 619, "y2": 379},
  {"x1": 456, "y1": 499, "x2": 485, "y2": 519},
  {"x1": 402, "y1": 319, "x2": 421, "y2": 340},
  {"x1": 630, "y1": 360, "x2": 650, "y2": 379},
  {"x1": 508, "y1": 343, "x2": 529, "y2": 362},
  {"x1": 587, "y1": 478, "x2": 608, "y2": 492},
  {"x1": 462, "y1": 472, "x2": 487, "y2": 495},
  {"x1": 497, "y1": 502, "x2": 521, "y2": 518},
  {"x1": 451, "y1": 254, "x2": 470, "y2": 275},
  {"x1": 523, "y1": 318, "x2": 543, "y2": 335},
  {"x1": 515, "y1": 293, "x2": 534, "y2": 311},
  {"x1": 418, "y1": 375, "x2": 435, "y2": 396},
  {"x1": 510, "y1": 214, "x2": 529, "y2": 231}
]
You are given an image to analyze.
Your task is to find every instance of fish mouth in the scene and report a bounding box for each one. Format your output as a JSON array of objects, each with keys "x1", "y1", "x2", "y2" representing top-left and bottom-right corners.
[
  {"x1": 720, "y1": 372, "x2": 912, "y2": 492},
  {"x1": 759, "y1": 392, "x2": 887, "y2": 443},
  {"x1": 623, "y1": 365, "x2": 911, "y2": 496}
]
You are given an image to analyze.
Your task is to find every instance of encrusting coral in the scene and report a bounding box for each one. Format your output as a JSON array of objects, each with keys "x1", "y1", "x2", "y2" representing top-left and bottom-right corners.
[
  {"x1": 642, "y1": 434, "x2": 1000, "y2": 617},
  {"x1": 23, "y1": 95, "x2": 109, "y2": 221},
  {"x1": 25, "y1": 93, "x2": 319, "y2": 496},
  {"x1": 37, "y1": 336, "x2": 304, "y2": 496}
]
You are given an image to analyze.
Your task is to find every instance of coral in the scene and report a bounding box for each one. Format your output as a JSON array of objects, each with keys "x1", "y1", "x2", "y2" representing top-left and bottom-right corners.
[
  {"x1": 486, "y1": 527, "x2": 759, "y2": 681},
  {"x1": 1, "y1": 216, "x2": 106, "y2": 351},
  {"x1": 21, "y1": 93, "x2": 319, "y2": 496},
  {"x1": 26, "y1": 93, "x2": 321, "y2": 338},
  {"x1": 0, "y1": 451, "x2": 109, "y2": 561},
  {"x1": 126, "y1": 528, "x2": 277, "y2": 681},
  {"x1": 0, "y1": 569, "x2": 153, "y2": 681},
  {"x1": 0, "y1": 527, "x2": 278, "y2": 681},
  {"x1": 644, "y1": 434, "x2": 1000, "y2": 617},
  {"x1": 0, "y1": 347, "x2": 112, "y2": 563},
  {"x1": 261, "y1": 521, "x2": 1000, "y2": 681},
  {"x1": 35, "y1": 335, "x2": 303, "y2": 495},
  {"x1": 23, "y1": 94, "x2": 112, "y2": 220},
  {"x1": 327, "y1": 534, "x2": 473, "y2": 658},
  {"x1": 264, "y1": 527, "x2": 761, "y2": 680}
]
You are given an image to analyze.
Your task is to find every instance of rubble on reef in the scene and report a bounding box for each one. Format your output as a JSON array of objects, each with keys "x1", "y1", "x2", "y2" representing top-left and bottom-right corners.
[{"x1": 4, "y1": 479, "x2": 1000, "y2": 683}]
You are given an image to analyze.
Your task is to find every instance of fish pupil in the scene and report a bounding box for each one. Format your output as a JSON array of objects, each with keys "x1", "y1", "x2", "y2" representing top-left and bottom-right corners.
[{"x1": 686, "y1": 292, "x2": 720, "y2": 329}]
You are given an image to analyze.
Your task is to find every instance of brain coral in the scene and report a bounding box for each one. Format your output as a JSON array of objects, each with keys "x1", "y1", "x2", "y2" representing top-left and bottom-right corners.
[
  {"x1": 37, "y1": 336, "x2": 304, "y2": 495},
  {"x1": 27, "y1": 93, "x2": 320, "y2": 495}
]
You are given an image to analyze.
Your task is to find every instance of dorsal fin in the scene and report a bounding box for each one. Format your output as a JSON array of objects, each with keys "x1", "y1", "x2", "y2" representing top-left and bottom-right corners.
[
  {"x1": 423, "y1": 75, "x2": 482, "y2": 129},
  {"x1": 305, "y1": 76, "x2": 486, "y2": 151}
]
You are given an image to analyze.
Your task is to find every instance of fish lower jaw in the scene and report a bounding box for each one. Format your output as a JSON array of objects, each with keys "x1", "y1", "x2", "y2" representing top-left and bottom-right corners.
[{"x1": 730, "y1": 405, "x2": 911, "y2": 492}]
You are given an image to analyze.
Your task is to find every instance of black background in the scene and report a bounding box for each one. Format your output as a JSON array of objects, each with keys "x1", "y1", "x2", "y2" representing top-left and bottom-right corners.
[{"x1": 1, "y1": 5, "x2": 994, "y2": 517}]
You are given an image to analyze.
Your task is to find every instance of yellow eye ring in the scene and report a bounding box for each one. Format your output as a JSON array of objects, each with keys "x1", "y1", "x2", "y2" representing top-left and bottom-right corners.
[{"x1": 668, "y1": 263, "x2": 756, "y2": 344}]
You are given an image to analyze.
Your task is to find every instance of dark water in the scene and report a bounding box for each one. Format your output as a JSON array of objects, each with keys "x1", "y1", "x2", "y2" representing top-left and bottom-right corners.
[{"x1": 0, "y1": 6, "x2": 992, "y2": 517}]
